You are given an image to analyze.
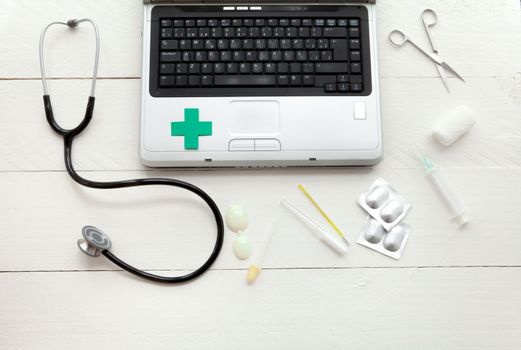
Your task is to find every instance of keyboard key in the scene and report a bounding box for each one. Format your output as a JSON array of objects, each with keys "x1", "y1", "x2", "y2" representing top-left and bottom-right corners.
[
  {"x1": 221, "y1": 19, "x2": 231, "y2": 27},
  {"x1": 325, "y1": 83, "x2": 336, "y2": 92},
  {"x1": 161, "y1": 19, "x2": 172, "y2": 27},
  {"x1": 215, "y1": 75, "x2": 276, "y2": 86},
  {"x1": 244, "y1": 19, "x2": 254, "y2": 27},
  {"x1": 161, "y1": 51, "x2": 181, "y2": 62},
  {"x1": 317, "y1": 39, "x2": 329, "y2": 49},
  {"x1": 349, "y1": 27, "x2": 360, "y2": 38},
  {"x1": 291, "y1": 19, "x2": 301, "y2": 26},
  {"x1": 302, "y1": 19, "x2": 312, "y2": 26},
  {"x1": 189, "y1": 63, "x2": 200, "y2": 74},
  {"x1": 185, "y1": 19, "x2": 195, "y2": 27},
  {"x1": 296, "y1": 51, "x2": 307, "y2": 61},
  {"x1": 351, "y1": 83, "x2": 363, "y2": 92},
  {"x1": 338, "y1": 19, "x2": 348, "y2": 26},
  {"x1": 290, "y1": 63, "x2": 301, "y2": 73},
  {"x1": 188, "y1": 75, "x2": 200, "y2": 86},
  {"x1": 192, "y1": 39, "x2": 204, "y2": 49},
  {"x1": 351, "y1": 75, "x2": 362, "y2": 83},
  {"x1": 268, "y1": 19, "x2": 278, "y2": 27},
  {"x1": 176, "y1": 75, "x2": 188, "y2": 86},
  {"x1": 161, "y1": 40, "x2": 178, "y2": 50},
  {"x1": 255, "y1": 19, "x2": 266, "y2": 26},
  {"x1": 338, "y1": 74, "x2": 349, "y2": 82},
  {"x1": 278, "y1": 75, "x2": 289, "y2": 85},
  {"x1": 265, "y1": 63, "x2": 276, "y2": 73},
  {"x1": 315, "y1": 19, "x2": 325, "y2": 26},
  {"x1": 239, "y1": 63, "x2": 251, "y2": 73},
  {"x1": 320, "y1": 51, "x2": 333, "y2": 61},
  {"x1": 201, "y1": 75, "x2": 213, "y2": 86},
  {"x1": 217, "y1": 39, "x2": 228, "y2": 50},
  {"x1": 315, "y1": 75, "x2": 337, "y2": 87},
  {"x1": 303, "y1": 75, "x2": 314, "y2": 86},
  {"x1": 290, "y1": 75, "x2": 301, "y2": 86},
  {"x1": 160, "y1": 63, "x2": 175, "y2": 74},
  {"x1": 351, "y1": 63, "x2": 361, "y2": 74},
  {"x1": 349, "y1": 19, "x2": 360, "y2": 27},
  {"x1": 252, "y1": 63, "x2": 263, "y2": 73},
  {"x1": 315, "y1": 63, "x2": 348, "y2": 73},
  {"x1": 324, "y1": 27, "x2": 347, "y2": 38},
  {"x1": 196, "y1": 19, "x2": 207, "y2": 27},
  {"x1": 338, "y1": 83, "x2": 350, "y2": 92},
  {"x1": 286, "y1": 27, "x2": 297, "y2": 37},
  {"x1": 160, "y1": 75, "x2": 175, "y2": 87},
  {"x1": 214, "y1": 63, "x2": 225, "y2": 74},
  {"x1": 326, "y1": 19, "x2": 336, "y2": 26},
  {"x1": 330, "y1": 39, "x2": 348, "y2": 61},
  {"x1": 161, "y1": 28, "x2": 173, "y2": 39},
  {"x1": 208, "y1": 19, "x2": 218, "y2": 27},
  {"x1": 232, "y1": 19, "x2": 243, "y2": 26},
  {"x1": 226, "y1": 63, "x2": 238, "y2": 73},
  {"x1": 176, "y1": 63, "x2": 188, "y2": 74},
  {"x1": 350, "y1": 51, "x2": 361, "y2": 61},
  {"x1": 350, "y1": 39, "x2": 361, "y2": 50},
  {"x1": 173, "y1": 20, "x2": 184, "y2": 27},
  {"x1": 277, "y1": 62, "x2": 289, "y2": 73},
  {"x1": 279, "y1": 19, "x2": 289, "y2": 26}
]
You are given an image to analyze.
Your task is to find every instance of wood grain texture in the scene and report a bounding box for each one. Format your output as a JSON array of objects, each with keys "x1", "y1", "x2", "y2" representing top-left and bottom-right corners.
[
  {"x1": 1, "y1": 0, "x2": 521, "y2": 349},
  {"x1": 1, "y1": 268, "x2": 521, "y2": 350}
]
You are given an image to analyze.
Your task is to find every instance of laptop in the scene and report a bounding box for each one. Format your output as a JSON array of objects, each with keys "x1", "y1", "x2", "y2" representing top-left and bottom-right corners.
[{"x1": 141, "y1": 0, "x2": 382, "y2": 167}]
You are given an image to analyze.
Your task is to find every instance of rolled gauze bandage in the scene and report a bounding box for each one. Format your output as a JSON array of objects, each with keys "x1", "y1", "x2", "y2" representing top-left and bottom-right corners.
[{"x1": 432, "y1": 106, "x2": 476, "y2": 147}]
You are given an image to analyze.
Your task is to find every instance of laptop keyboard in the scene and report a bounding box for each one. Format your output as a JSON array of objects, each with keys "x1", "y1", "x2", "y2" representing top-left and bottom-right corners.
[{"x1": 152, "y1": 7, "x2": 371, "y2": 97}]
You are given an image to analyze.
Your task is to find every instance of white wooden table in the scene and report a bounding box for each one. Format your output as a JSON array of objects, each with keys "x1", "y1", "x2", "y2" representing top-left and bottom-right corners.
[{"x1": 1, "y1": 1, "x2": 521, "y2": 348}]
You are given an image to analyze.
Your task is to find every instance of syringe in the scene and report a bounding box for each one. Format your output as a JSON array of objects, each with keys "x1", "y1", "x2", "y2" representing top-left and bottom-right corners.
[{"x1": 414, "y1": 144, "x2": 469, "y2": 226}]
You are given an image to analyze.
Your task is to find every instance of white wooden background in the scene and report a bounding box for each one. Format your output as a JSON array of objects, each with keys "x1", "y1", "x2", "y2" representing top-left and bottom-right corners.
[{"x1": 1, "y1": 0, "x2": 520, "y2": 349}]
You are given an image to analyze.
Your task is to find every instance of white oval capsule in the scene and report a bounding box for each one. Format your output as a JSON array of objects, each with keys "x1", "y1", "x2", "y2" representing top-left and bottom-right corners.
[
  {"x1": 364, "y1": 218, "x2": 385, "y2": 244},
  {"x1": 365, "y1": 186, "x2": 389, "y2": 209},
  {"x1": 225, "y1": 204, "x2": 249, "y2": 233},
  {"x1": 383, "y1": 225, "x2": 406, "y2": 252},
  {"x1": 233, "y1": 233, "x2": 252, "y2": 260},
  {"x1": 380, "y1": 200, "x2": 404, "y2": 223}
]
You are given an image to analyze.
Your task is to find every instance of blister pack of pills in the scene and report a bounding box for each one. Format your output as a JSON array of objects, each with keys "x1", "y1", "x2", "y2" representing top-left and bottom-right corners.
[
  {"x1": 358, "y1": 178, "x2": 412, "y2": 231},
  {"x1": 358, "y1": 217, "x2": 410, "y2": 260}
]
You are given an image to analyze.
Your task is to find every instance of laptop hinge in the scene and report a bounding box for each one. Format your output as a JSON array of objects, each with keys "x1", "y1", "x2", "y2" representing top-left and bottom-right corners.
[{"x1": 144, "y1": 0, "x2": 376, "y2": 4}]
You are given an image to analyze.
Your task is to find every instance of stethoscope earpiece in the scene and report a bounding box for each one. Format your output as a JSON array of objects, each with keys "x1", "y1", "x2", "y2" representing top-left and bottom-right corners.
[{"x1": 77, "y1": 225, "x2": 112, "y2": 257}]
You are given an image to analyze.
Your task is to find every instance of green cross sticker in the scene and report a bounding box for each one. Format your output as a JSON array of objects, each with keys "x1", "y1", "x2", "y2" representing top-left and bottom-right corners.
[{"x1": 170, "y1": 108, "x2": 213, "y2": 150}]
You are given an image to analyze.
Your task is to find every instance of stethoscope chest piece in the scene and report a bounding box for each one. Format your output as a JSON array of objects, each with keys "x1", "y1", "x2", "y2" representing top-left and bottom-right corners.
[{"x1": 78, "y1": 225, "x2": 111, "y2": 257}]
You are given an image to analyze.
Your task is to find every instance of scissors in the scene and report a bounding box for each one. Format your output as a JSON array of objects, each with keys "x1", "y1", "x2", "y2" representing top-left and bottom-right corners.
[{"x1": 389, "y1": 9, "x2": 465, "y2": 92}]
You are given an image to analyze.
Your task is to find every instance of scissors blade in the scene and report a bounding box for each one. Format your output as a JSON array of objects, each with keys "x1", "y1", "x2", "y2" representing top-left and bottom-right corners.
[
  {"x1": 435, "y1": 64, "x2": 450, "y2": 92},
  {"x1": 441, "y1": 61, "x2": 465, "y2": 82}
]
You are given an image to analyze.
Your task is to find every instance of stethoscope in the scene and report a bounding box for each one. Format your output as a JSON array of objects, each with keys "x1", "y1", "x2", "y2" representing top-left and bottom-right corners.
[{"x1": 39, "y1": 19, "x2": 224, "y2": 283}]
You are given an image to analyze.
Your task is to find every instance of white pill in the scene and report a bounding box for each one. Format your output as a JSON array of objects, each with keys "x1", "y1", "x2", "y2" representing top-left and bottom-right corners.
[
  {"x1": 365, "y1": 186, "x2": 389, "y2": 209},
  {"x1": 432, "y1": 105, "x2": 476, "y2": 147},
  {"x1": 380, "y1": 200, "x2": 404, "y2": 223},
  {"x1": 233, "y1": 233, "x2": 252, "y2": 260},
  {"x1": 383, "y1": 225, "x2": 406, "y2": 252},
  {"x1": 225, "y1": 204, "x2": 249, "y2": 233},
  {"x1": 364, "y1": 218, "x2": 385, "y2": 244}
]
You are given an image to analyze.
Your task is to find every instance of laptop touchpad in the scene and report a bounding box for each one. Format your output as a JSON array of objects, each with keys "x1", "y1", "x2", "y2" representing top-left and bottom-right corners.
[{"x1": 229, "y1": 101, "x2": 280, "y2": 135}]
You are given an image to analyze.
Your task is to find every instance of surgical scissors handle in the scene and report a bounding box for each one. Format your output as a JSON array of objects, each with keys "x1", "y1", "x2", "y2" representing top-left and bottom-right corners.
[
  {"x1": 422, "y1": 9, "x2": 439, "y2": 53},
  {"x1": 388, "y1": 30, "x2": 443, "y2": 65}
]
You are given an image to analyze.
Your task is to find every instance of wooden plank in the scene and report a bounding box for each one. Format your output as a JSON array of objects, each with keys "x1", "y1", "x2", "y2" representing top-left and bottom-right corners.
[
  {"x1": 1, "y1": 268, "x2": 520, "y2": 349},
  {"x1": 0, "y1": 0, "x2": 520, "y2": 79},
  {"x1": 1, "y1": 76, "x2": 519, "y2": 172},
  {"x1": 1, "y1": 168, "x2": 520, "y2": 271}
]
